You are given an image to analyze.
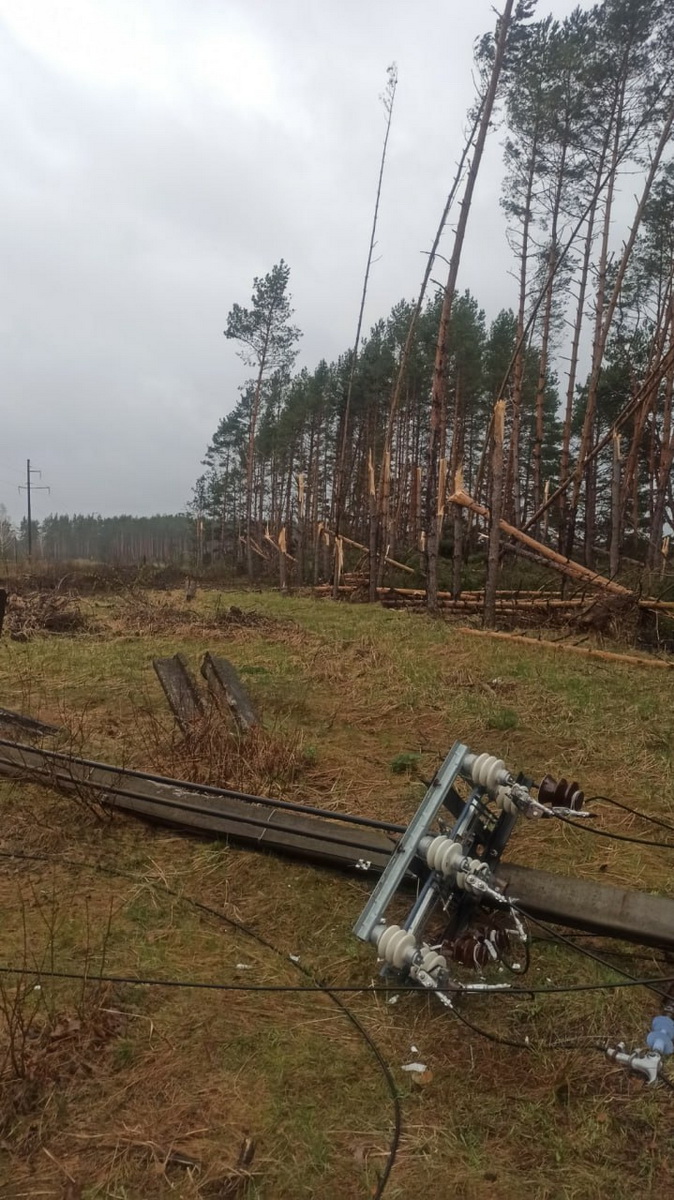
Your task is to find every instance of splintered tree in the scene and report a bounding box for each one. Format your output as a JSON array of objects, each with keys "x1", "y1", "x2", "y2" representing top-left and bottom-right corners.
[
  {"x1": 333, "y1": 63, "x2": 398, "y2": 598},
  {"x1": 425, "y1": 0, "x2": 524, "y2": 612},
  {"x1": 224, "y1": 261, "x2": 300, "y2": 579}
]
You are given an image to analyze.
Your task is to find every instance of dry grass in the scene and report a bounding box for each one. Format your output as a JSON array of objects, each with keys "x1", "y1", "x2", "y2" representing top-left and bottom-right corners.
[
  {"x1": 0, "y1": 587, "x2": 673, "y2": 1198},
  {"x1": 134, "y1": 701, "x2": 311, "y2": 796}
]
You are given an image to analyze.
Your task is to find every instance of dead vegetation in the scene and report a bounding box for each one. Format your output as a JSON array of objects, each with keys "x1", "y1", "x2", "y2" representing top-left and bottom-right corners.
[
  {"x1": 2, "y1": 590, "x2": 92, "y2": 640},
  {"x1": 111, "y1": 592, "x2": 302, "y2": 641},
  {"x1": 133, "y1": 702, "x2": 311, "y2": 796}
]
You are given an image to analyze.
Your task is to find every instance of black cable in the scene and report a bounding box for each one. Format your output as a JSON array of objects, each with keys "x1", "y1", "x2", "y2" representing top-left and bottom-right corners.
[
  {"x1": 1, "y1": 960, "x2": 673, "y2": 998},
  {"x1": 3, "y1": 850, "x2": 674, "y2": 1001},
  {"x1": 586, "y1": 794, "x2": 674, "y2": 835},
  {"x1": 446, "y1": 1000, "x2": 608, "y2": 1053},
  {"x1": 0, "y1": 848, "x2": 400, "y2": 1199},
  {"x1": 511, "y1": 904, "x2": 673, "y2": 1003},
  {"x1": 5, "y1": 844, "x2": 674, "y2": 1150},
  {"x1": 554, "y1": 814, "x2": 674, "y2": 849}
]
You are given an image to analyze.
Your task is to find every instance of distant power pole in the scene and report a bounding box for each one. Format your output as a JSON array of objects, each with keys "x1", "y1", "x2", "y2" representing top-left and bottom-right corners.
[{"x1": 18, "y1": 459, "x2": 50, "y2": 559}]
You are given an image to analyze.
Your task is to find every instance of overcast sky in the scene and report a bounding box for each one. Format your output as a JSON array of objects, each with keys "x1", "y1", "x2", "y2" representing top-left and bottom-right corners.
[{"x1": 0, "y1": 0, "x2": 591, "y2": 524}]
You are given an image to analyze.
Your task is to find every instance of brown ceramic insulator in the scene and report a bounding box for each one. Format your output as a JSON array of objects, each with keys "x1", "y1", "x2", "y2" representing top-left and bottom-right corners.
[
  {"x1": 538, "y1": 774, "x2": 585, "y2": 811},
  {"x1": 447, "y1": 928, "x2": 508, "y2": 969}
]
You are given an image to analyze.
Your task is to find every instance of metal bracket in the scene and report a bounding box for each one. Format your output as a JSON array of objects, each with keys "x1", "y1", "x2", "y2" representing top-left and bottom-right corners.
[{"x1": 353, "y1": 741, "x2": 468, "y2": 943}]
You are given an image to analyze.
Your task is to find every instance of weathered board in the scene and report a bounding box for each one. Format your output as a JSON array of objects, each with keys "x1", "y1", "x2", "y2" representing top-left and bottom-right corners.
[
  {"x1": 201, "y1": 652, "x2": 259, "y2": 731},
  {"x1": 152, "y1": 654, "x2": 204, "y2": 731}
]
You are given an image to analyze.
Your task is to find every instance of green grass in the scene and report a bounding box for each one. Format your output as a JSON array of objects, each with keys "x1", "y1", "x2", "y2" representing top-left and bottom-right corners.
[{"x1": 0, "y1": 588, "x2": 673, "y2": 1198}]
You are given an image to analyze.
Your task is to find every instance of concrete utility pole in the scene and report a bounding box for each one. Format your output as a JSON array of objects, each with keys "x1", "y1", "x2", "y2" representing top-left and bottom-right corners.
[{"x1": 18, "y1": 459, "x2": 49, "y2": 559}]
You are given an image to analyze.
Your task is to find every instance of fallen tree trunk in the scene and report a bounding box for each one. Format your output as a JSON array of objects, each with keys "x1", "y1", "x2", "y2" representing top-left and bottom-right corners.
[
  {"x1": 322, "y1": 528, "x2": 415, "y2": 575},
  {"x1": 458, "y1": 626, "x2": 674, "y2": 669},
  {"x1": 449, "y1": 489, "x2": 634, "y2": 597}
]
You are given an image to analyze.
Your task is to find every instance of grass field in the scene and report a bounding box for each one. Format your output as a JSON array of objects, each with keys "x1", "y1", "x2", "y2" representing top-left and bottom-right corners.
[{"x1": 1, "y1": 588, "x2": 673, "y2": 1199}]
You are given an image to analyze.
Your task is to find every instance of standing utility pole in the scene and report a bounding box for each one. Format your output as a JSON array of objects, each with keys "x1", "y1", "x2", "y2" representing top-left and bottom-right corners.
[{"x1": 18, "y1": 459, "x2": 49, "y2": 559}]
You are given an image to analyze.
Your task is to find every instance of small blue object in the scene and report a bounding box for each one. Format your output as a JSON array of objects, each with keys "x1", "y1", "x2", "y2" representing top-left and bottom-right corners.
[{"x1": 646, "y1": 1016, "x2": 674, "y2": 1057}]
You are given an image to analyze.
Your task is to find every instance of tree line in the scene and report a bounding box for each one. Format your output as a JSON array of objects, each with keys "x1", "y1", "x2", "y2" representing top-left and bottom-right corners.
[
  {"x1": 0, "y1": 511, "x2": 192, "y2": 565},
  {"x1": 193, "y1": 0, "x2": 674, "y2": 606}
]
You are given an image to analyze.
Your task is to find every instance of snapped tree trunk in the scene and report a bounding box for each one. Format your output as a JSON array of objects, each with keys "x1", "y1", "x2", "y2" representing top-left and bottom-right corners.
[
  {"x1": 426, "y1": 0, "x2": 515, "y2": 613},
  {"x1": 484, "y1": 401, "x2": 506, "y2": 628},
  {"x1": 609, "y1": 434, "x2": 622, "y2": 580}
]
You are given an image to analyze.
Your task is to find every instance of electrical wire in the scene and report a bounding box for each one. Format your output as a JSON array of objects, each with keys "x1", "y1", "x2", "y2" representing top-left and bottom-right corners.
[
  {"x1": 510, "y1": 904, "x2": 673, "y2": 1003},
  {"x1": 444, "y1": 997, "x2": 608, "y2": 1053},
  {"x1": 586, "y1": 794, "x2": 674, "y2": 835},
  {"x1": 4, "y1": 846, "x2": 674, "y2": 1115},
  {"x1": 0, "y1": 847, "x2": 400, "y2": 1200},
  {"x1": 1, "y1": 960, "x2": 673, "y2": 998},
  {"x1": 554, "y1": 814, "x2": 674, "y2": 849}
]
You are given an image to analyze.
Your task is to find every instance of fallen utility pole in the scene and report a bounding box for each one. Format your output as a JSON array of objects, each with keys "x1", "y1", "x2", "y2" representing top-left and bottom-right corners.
[{"x1": 1, "y1": 737, "x2": 673, "y2": 950}]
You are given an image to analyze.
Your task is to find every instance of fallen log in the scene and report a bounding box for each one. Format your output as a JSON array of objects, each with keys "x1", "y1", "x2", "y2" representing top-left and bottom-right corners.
[
  {"x1": 449, "y1": 489, "x2": 634, "y2": 598},
  {"x1": 1, "y1": 738, "x2": 673, "y2": 948},
  {"x1": 321, "y1": 529, "x2": 415, "y2": 575},
  {"x1": 458, "y1": 626, "x2": 674, "y2": 669}
]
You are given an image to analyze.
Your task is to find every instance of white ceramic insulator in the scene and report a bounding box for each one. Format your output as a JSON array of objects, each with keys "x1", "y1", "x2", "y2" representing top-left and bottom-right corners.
[
  {"x1": 456, "y1": 857, "x2": 484, "y2": 890},
  {"x1": 497, "y1": 785, "x2": 518, "y2": 815},
  {"x1": 425, "y1": 837, "x2": 485, "y2": 890},
  {"x1": 375, "y1": 924, "x2": 417, "y2": 969},
  {"x1": 418, "y1": 947, "x2": 447, "y2": 976},
  {"x1": 470, "y1": 753, "x2": 508, "y2": 794},
  {"x1": 425, "y1": 835, "x2": 463, "y2": 876}
]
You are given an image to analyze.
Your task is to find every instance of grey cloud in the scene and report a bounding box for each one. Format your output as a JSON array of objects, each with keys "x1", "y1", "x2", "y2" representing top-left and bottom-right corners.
[{"x1": 0, "y1": 0, "x2": 590, "y2": 522}]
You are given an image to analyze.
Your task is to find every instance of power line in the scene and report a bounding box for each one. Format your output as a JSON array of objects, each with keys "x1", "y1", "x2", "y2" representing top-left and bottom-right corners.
[{"x1": 1, "y1": 962, "x2": 673, "y2": 998}]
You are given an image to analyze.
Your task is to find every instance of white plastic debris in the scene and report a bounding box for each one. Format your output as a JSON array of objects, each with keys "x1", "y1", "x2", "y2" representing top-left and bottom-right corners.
[
  {"x1": 388, "y1": 994, "x2": 399, "y2": 1005},
  {"x1": 402, "y1": 1062, "x2": 428, "y2": 1073},
  {"x1": 289, "y1": 954, "x2": 301, "y2": 964},
  {"x1": 410, "y1": 1044, "x2": 419, "y2": 1055},
  {"x1": 235, "y1": 963, "x2": 252, "y2": 971}
]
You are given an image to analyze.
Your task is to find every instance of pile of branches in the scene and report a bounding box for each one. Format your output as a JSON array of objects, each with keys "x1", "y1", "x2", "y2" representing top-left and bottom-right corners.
[{"x1": 3, "y1": 591, "x2": 91, "y2": 641}]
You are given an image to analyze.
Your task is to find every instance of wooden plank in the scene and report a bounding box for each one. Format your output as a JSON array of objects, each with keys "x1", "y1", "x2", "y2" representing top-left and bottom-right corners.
[
  {"x1": 152, "y1": 654, "x2": 204, "y2": 731},
  {"x1": 201, "y1": 652, "x2": 259, "y2": 731}
]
